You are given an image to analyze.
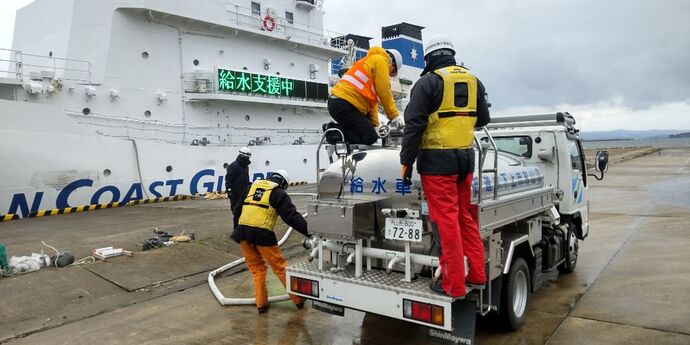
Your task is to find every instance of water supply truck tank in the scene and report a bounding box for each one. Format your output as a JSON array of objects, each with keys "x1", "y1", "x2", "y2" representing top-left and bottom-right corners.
[
  {"x1": 309, "y1": 147, "x2": 546, "y2": 242},
  {"x1": 317, "y1": 148, "x2": 545, "y2": 201}
]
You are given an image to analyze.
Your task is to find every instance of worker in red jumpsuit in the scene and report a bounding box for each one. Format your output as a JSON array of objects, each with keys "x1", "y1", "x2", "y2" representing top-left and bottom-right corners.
[{"x1": 399, "y1": 35, "x2": 490, "y2": 297}]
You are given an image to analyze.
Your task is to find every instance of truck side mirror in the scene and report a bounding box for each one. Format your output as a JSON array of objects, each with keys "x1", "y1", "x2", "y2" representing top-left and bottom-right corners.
[
  {"x1": 595, "y1": 150, "x2": 609, "y2": 172},
  {"x1": 588, "y1": 150, "x2": 609, "y2": 180}
]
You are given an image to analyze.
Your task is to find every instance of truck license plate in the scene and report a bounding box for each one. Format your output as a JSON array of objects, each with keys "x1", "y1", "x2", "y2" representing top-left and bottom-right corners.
[{"x1": 385, "y1": 218, "x2": 423, "y2": 242}]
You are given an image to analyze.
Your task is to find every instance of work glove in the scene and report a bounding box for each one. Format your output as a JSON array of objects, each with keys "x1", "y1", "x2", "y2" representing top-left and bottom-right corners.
[
  {"x1": 401, "y1": 165, "x2": 413, "y2": 186},
  {"x1": 389, "y1": 116, "x2": 404, "y2": 129}
]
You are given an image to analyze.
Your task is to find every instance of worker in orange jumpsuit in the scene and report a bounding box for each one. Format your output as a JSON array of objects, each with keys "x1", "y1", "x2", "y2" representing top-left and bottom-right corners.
[
  {"x1": 231, "y1": 170, "x2": 310, "y2": 313},
  {"x1": 400, "y1": 35, "x2": 490, "y2": 297},
  {"x1": 325, "y1": 46, "x2": 404, "y2": 145}
]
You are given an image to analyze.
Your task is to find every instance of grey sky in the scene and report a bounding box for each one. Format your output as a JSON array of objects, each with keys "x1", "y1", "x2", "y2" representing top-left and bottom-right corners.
[
  {"x1": 1, "y1": 0, "x2": 689, "y2": 131},
  {"x1": 323, "y1": 0, "x2": 690, "y2": 131}
]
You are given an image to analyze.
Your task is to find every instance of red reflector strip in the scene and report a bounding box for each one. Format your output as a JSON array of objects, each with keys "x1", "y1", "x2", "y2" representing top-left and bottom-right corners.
[
  {"x1": 403, "y1": 299, "x2": 444, "y2": 326},
  {"x1": 412, "y1": 302, "x2": 432, "y2": 322},
  {"x1": 290, "y1": 277, "x2": 319, "y2": 298}
]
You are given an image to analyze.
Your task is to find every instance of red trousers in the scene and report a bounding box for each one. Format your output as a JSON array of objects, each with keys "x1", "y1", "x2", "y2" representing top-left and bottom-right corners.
[
  {"x1": 421, "y1": 174, "x2": 486, "y2": 297},
  {"x1": 240, "y1": 241, "x2": 303, "y2": 308}
]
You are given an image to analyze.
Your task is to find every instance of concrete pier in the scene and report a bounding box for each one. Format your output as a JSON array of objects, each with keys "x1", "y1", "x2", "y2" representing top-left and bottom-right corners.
[{"x1": 1, "y1": 148, "x2": 689, "y2": 345}]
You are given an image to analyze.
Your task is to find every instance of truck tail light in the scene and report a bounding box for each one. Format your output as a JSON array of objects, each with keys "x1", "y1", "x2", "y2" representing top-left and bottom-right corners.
[
  {"x1": 290, "y1": 277, "x2": 319, "y2": 297},
  {"x1": 403, "y1": 299, "x2": 444, "y2": 326}
]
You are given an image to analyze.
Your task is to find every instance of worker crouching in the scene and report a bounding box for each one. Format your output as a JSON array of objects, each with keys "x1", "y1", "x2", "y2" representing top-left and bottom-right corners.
[
  {"x1": 326, "y1": 46, "x2": 404, "y2": 145},
  {"x1": 231, "y1": 169, "x2": 310, "y2": 313}
]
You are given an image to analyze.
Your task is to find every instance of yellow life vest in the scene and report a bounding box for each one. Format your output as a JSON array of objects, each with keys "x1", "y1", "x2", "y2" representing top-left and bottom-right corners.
[
  {"x1": 420, "y1": 66, "x2": 478, "y2": 150},
  {"x1": 238, "y1": 180, "x2": 279, "y2": 231}
]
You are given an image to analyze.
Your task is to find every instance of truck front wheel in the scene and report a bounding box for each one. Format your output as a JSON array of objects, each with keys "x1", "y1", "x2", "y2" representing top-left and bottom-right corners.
[{"x1": 499, "y1": 257, "x2": 530, "y2": 331}]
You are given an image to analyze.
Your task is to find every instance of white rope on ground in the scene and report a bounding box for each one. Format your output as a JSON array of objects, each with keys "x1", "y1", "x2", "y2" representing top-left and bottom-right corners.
[{"x1": 208, "y1": 192, "x2": 316, "y2": 306}]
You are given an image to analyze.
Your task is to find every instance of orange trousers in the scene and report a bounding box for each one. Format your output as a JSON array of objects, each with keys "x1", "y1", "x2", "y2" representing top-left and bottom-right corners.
[{"x1": 239, "y1": 241, "x2": 303, "y2": 308}]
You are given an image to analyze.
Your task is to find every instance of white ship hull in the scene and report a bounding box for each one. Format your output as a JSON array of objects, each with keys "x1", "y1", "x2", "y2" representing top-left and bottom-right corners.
[
  {"x1": 1, "y1": 0, "x2": 427, "y2": 219},
  {"x1": 0, "y1": 99, "x2": 326, "y2": 218}
]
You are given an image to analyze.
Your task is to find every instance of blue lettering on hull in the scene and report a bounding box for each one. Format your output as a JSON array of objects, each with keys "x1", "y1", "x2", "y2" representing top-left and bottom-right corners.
[{"x1": 4, "y1": 169, "x2": 276, "y2": 217}]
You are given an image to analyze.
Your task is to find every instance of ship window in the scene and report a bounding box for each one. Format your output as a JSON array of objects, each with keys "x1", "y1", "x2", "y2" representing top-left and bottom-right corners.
[
  {"x1": 141, "y1": 51, "x2": 149, "y2": 59},
  {"x1": 285, "y1": 11, "x2": 294, "y2": 24},
  {"x1": 492, "y1": 136, "x2": 533, "y2": 158},
  {"x1": 145, "y1": 110, "x2": 152, "y2": 117},
  {"x1": 251, "y1": 2, "x2": 261, "y2": 16},
  {"x1": 277, "y1": 116, "x2": 283, "y2": 122},
  {"x1": 193, "y1": 59, "x2": 199, "y2": 66},
  {"x1": 166, "y1": 165, "x2": 173, "y2": 172}
]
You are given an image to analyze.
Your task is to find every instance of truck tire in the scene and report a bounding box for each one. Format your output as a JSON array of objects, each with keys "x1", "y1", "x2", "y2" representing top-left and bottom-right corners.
[
  {"x1": 499, "y1": 257, "x2": 530, "y2": 331},
  {"x1": 558, "y1": 223, "x2": 579, "y2": 274}
]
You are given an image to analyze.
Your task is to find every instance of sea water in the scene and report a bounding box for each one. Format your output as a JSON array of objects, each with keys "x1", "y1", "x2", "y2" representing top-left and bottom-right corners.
[{"x1": 583, "y1": 137, "x2": 690, "y2": 149}]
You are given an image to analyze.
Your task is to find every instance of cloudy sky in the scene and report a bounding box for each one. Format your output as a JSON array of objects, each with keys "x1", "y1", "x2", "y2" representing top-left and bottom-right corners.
[
  {"x1": 1, "y1": 0, "x2": 689, "y2": 131},
  {"x1": 323, "y1": 0, "x2": 690, "y2": 132}
]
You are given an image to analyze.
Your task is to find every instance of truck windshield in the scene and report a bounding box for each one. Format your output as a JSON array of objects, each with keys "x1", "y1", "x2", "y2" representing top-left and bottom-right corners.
[
  {"x1": 567, "y1": 139, "x2": 587, "y2": 185},
  {"x1": 492, "y1": 136, "x2": 533, "y2": 158}
]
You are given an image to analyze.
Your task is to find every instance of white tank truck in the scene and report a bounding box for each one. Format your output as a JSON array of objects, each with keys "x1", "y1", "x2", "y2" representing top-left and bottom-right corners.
[{"x1": 285, "y1": 113, "x2": 610, "y2": 344}]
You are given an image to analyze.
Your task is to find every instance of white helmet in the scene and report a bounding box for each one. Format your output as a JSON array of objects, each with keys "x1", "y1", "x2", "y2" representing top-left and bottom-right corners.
[
  {"x1": 424, "y1": 34, "x2": 455, "y2": 58},
  {"x1": 239, "y1": 146, "x2": 251, "y2": 156},
  {"x1": 271, "y1": 169, "x2": 290, "y2": 188},
  {"x1": 386, "y1": 49, "x2": 403, "y2": 77}
]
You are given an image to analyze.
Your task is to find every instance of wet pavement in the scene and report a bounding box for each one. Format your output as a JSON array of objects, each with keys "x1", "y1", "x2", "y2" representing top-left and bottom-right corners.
[{"x1": 1, "y1": 148, "x2": 689, "y2": 344}]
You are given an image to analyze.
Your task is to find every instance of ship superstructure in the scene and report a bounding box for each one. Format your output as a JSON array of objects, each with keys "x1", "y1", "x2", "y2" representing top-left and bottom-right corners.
[{"x1": 0, "y1": 0, "x2": 425, "y2": 218}]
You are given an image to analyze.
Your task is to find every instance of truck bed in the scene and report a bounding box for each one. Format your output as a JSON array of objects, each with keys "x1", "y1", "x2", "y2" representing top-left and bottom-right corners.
[
  {"x1": 289, "y1": 260, "x2": 454, "y2": 302},
  {"x1": 287, "y1": 260, "x2": 464, "y2": 331}
]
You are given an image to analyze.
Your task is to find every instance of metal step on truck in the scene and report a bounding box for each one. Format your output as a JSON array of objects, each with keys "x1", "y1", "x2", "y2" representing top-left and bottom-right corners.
[{"x1": 286, "y1": 113, "x2": 610, "y2": 344}]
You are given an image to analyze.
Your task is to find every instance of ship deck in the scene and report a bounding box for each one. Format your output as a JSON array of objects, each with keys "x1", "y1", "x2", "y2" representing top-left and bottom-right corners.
[{"x1": 1, "y1": 147, "x2": 690, "y2": 345}]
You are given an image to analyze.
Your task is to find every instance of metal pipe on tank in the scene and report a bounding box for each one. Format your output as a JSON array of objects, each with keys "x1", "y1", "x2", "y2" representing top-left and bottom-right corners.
[
  {"x1": 346, "y1": 252, "x2": 355, "y2": 265},
  {"x1": 320, "y1": 240, "x2": 440, "y2": 268},
  {"x1": 387, "y1": 256, "x2": 401, "y2": 273},
  {"x1": 308, "y1": 247, "x2": 319, "y2": 262}
]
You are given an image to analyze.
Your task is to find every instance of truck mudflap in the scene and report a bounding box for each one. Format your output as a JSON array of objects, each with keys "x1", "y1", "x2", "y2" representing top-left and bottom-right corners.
[
  {"x1": 428, "y1": 299, "x2": 476, "y2": 345},
  {"x1": 286, "y1": 261, "x2": 479, "y2": 344}
]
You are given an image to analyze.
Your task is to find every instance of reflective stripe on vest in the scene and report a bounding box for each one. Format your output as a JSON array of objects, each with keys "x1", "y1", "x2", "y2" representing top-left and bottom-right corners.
[
  {"x1": 238, "y1": 180, "x2": 279, "y2": 231},
  {"x1": 420, "y1": 66, "x2": 479, "y2": 150},
  {"x1": 340, "y1": 57, "x2": 378, "y2": 107}
]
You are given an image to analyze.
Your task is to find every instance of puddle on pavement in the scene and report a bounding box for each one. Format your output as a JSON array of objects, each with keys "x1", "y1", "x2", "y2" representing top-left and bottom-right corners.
[{"x1": 646, "y1": 176, "x2": 690, "y2": 210}]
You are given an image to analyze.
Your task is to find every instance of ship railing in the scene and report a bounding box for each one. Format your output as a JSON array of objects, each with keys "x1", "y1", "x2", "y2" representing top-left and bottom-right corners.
[
  {"x1": 0, "y1": 47, "x2": 91, "y2": 83},
  {"x1": 224, "y1": 4, "x2": 347, "y2": 50}
]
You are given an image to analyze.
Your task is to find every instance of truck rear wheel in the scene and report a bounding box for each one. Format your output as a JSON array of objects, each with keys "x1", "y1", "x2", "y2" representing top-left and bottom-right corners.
[
  {"x1": 499, "y1": 257, "x2": 530, "y2": 331},
  {"x1": 558, "y1": 223, "x2": 579, "y2": 274}
]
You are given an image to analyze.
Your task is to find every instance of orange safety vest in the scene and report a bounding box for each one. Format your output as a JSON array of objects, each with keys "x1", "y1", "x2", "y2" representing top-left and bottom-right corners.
[{"x1": 339, "y1": 57, "x2": 378, "y2": 108}]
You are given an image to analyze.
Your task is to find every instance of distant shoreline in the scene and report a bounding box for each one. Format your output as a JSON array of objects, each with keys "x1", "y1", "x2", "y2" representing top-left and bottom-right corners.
[
  {"x1": 581, "y1": 138, "x2": 630, "y2": 142},
  {"x1": 582, "y1": 136, "x2": 690, "y2": 149}
]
